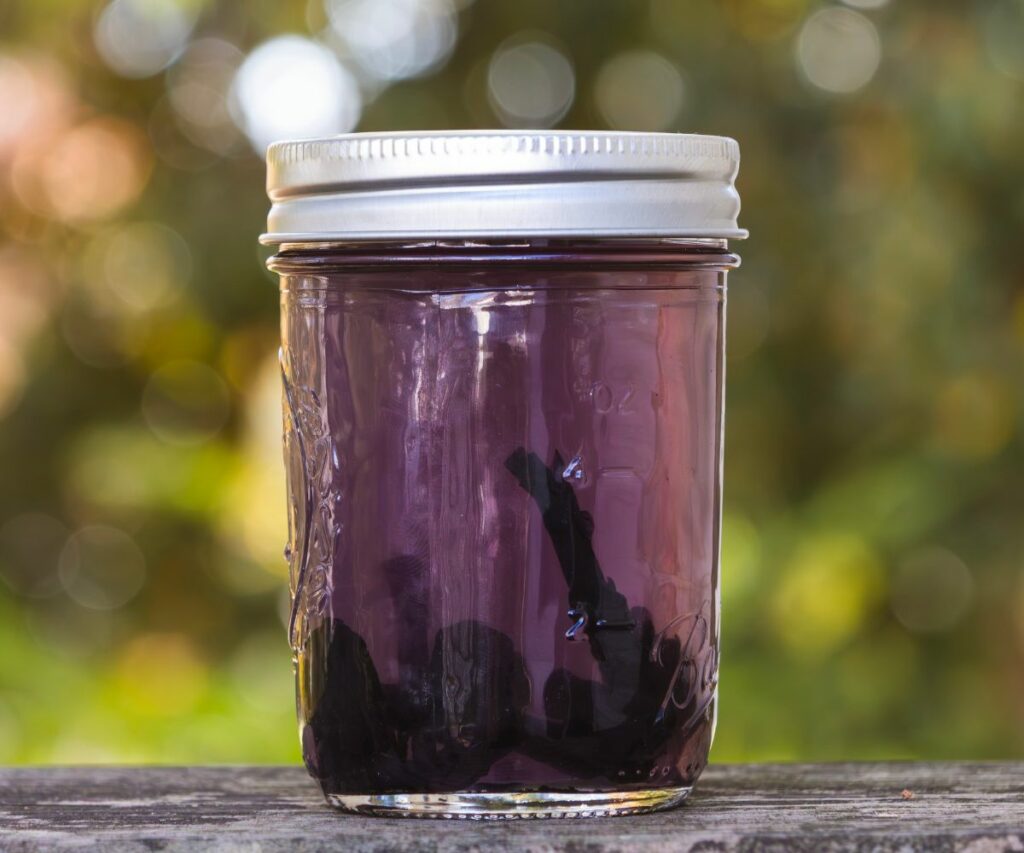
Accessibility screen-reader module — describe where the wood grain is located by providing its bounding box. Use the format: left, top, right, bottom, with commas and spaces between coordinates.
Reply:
1, 763, 1022, 851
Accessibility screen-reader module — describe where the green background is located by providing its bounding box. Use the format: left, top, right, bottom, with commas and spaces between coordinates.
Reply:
0, 0, 1022, 765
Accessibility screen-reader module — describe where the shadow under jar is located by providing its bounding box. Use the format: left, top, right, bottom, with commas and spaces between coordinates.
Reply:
262, 132, 746, 819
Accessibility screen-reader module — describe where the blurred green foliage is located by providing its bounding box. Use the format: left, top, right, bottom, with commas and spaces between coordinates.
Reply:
0, 0, 1022, 765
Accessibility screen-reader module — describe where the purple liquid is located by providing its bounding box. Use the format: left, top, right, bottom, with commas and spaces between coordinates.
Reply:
275, 242, 731, 798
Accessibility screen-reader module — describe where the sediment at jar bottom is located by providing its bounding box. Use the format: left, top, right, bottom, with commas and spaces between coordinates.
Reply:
297, 617, 714, 798
293, 448, 716, 800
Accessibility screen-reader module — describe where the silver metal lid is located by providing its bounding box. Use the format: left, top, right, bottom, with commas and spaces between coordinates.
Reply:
262, 130, 746, 244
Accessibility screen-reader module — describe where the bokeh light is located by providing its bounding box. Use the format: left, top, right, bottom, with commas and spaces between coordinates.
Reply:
14, 117, 152, 223
0, 52, 74, 159
94, 0, 195, 79
0, 514, 68, 599
230, 35, 362, 153
24, 595, 117, 661
797, 8, 881, 94
66, 425, 234, 515
60, 304, 136, 369
890, 548, 973, 634
167, 39, 245, 155
324, 0, 457, 85
229, 633, 295, 712
594, 50, 686, 131
0, 246, 55, 417
932, 374, 1015, 460
716, 0, 811, 44
983, 0, 1024, 81
113, 633, 208, 716
0, 340, 25, 419
773, 533, 883, 658
720, 511, 762, 602
0, 56, 35, 153
58, 526, 147, 610
0, 54, 73, 160
487, 37, 575, 128
0, 246, 54, 342
81, 222, 191, 315
218, 352, 287, 574
141, 360, 231, 446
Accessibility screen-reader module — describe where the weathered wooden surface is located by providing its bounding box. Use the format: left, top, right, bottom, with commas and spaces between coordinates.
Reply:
1, 763, 1022, 852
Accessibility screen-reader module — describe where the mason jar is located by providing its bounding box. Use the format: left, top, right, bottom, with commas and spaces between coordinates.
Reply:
262, 131, 745, 819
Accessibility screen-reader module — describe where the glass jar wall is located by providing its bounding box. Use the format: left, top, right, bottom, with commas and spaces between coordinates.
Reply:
271, 239, 736, 818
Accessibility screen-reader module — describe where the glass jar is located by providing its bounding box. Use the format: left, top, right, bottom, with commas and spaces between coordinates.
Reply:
263, 132, 745, 819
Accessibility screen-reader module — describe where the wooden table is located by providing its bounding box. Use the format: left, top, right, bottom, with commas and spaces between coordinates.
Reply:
1, 763, 1021, 851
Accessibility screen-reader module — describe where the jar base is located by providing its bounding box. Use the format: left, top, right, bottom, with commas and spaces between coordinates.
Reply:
324, 786, 692, 819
